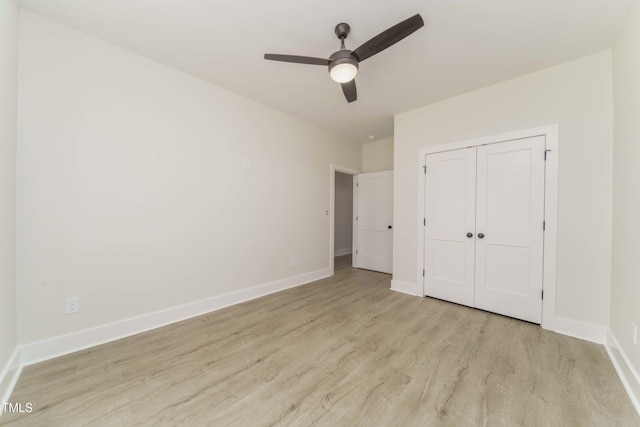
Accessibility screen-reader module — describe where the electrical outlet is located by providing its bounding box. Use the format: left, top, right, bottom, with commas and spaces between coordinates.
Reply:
290, 257, 296, 267
632, 323, 637, 346
65, 297, 79, 314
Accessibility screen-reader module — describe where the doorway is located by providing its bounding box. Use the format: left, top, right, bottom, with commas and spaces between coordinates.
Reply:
335, 171, 354, 266
329, 164, 358, 274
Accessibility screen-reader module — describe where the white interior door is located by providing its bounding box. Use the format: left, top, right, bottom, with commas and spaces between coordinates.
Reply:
424, 148, 477, 307
474, 136, 546, 323
354, 171, 393, 274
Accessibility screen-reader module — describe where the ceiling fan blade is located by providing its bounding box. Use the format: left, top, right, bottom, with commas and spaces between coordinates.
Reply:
264, 54, 330, 66
352, 14, 424, 62
341, 80, 357, 103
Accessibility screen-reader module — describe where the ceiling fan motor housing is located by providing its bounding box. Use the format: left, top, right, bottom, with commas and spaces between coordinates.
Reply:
329, 50, 359, 69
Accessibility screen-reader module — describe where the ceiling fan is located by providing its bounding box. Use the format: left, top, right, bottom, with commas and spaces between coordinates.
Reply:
264, 14, 424, 103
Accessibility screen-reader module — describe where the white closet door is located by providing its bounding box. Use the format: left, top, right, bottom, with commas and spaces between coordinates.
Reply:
424, 148, 476, 307
474, 136, 546, 323
355, 171, 393, 274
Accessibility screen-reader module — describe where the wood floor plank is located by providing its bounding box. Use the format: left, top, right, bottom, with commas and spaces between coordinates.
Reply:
2, 255, 638, 426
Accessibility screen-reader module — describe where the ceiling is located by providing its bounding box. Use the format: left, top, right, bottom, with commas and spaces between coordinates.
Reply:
19, 0, 632, 141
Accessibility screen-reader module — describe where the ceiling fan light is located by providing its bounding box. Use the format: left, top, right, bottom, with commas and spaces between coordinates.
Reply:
329, 61, 358, 83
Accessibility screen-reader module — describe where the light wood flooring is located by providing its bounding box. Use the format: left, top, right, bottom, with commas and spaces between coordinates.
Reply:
2, 255, 638, 426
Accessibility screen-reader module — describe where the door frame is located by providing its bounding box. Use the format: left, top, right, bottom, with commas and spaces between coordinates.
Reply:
329, 164, 359, 275
417, 124, 559, 331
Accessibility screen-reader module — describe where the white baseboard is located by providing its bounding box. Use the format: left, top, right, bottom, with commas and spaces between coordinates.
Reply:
20, 267, 332, 366
553, 316, 607, 344
334, 247, 352, 257
0, 348, 22, 408
390, 279, 420, 297
605, 330, 640, 416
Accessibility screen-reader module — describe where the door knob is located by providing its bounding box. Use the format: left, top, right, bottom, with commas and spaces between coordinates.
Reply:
466, 232, 473, 238
478, 233, 485, 239
388, 225, 392, 229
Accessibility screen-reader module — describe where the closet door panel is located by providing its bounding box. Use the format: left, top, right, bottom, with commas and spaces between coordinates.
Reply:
424, 148, 476, 307
474, 136, 546, 323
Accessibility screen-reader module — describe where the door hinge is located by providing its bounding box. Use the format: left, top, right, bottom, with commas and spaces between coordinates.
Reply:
356, 216, 358, 221
422, 269, 425, 277
544, 149, 551, 161
541, 290, 544, 300
356, 249, 358, 255
543, 220, 546, 231
423, 218, 426, 226
356, 182, 359, 187
423, 165, 427, 174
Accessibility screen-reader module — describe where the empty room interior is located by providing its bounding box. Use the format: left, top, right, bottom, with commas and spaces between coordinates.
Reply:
1, 0, 640, 425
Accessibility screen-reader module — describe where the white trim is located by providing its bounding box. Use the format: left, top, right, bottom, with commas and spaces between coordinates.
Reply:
329, 164, 359, 274
541, 126, 559, 332
417, 124, 559, 331
0, 348, 22, 408
553, 316, 607, 344
20, 267, 331, 366
606, 330, 640, 415
334, 247, 352, 257
390, 279, 419, 296
352, 175, 359, 268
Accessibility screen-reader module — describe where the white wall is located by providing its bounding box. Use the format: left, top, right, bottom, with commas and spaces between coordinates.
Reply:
334, 172, 353, 255
17, 11, 362, 346
611, 0, 640, 396
0, 0, 19, 395
362, 138, 393, 173
395, 52, 613, 328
